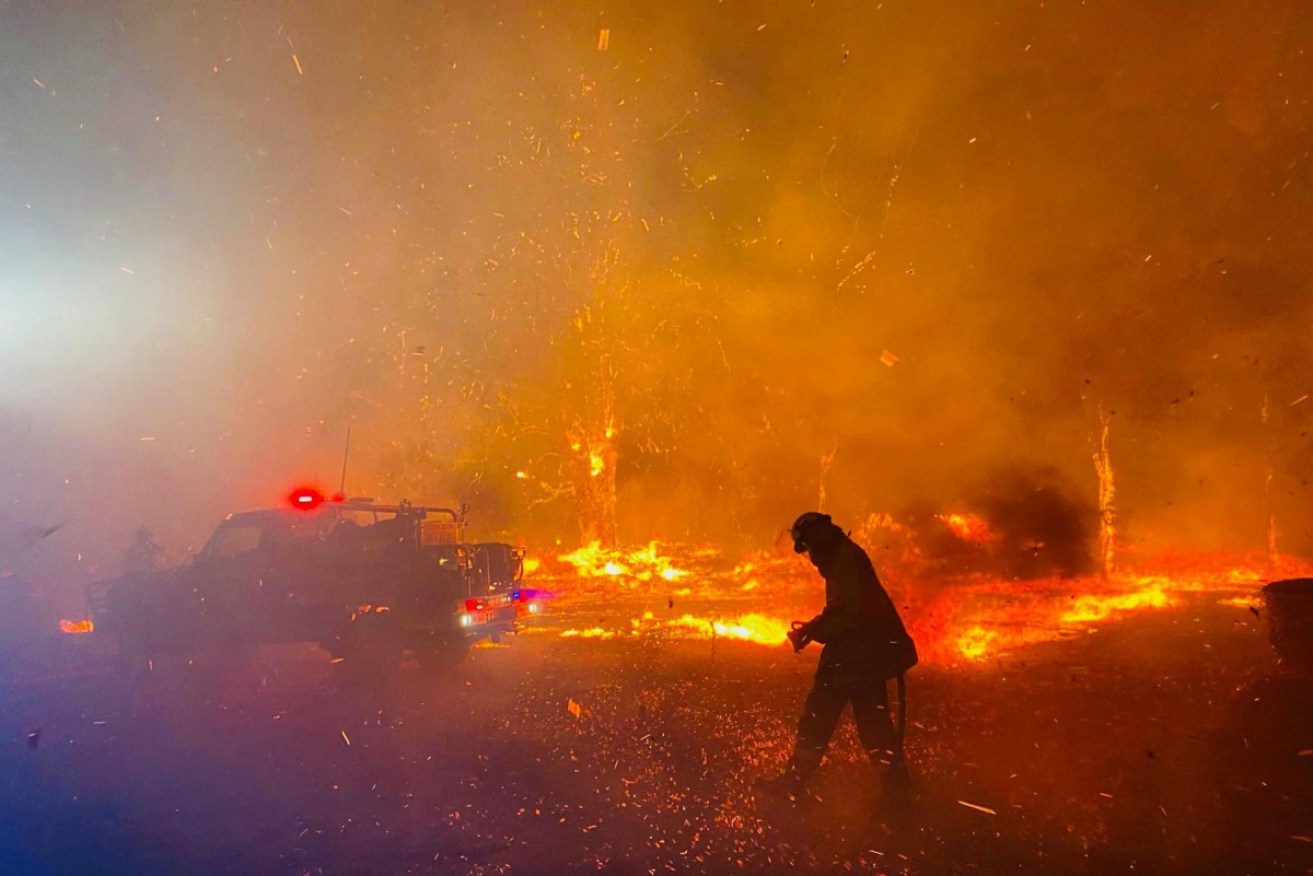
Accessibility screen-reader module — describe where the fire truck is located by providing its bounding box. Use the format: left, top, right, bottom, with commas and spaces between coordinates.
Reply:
87, 489, 543, 676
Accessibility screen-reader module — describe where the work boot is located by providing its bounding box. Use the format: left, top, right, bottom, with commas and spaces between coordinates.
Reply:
754, 769, 806, 803
871, 757, 914, 829
879, 760, 912, 804
754, 751, 819, 804
756, 746, 822, 803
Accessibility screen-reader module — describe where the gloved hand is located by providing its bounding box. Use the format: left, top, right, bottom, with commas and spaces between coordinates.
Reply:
787, 620, 815, 653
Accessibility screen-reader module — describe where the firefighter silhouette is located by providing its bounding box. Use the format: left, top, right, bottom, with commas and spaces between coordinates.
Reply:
123, 526, 165, 575
758, 512, 918, 806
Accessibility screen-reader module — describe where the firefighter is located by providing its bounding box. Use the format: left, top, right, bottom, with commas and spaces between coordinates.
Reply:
123, 526, 165, 575
757, 511, 918, 804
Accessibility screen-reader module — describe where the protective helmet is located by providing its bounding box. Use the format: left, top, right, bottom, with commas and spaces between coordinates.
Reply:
790, 511, 833, 553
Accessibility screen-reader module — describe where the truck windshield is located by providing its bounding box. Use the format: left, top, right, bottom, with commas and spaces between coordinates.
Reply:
204, 523, 263, 559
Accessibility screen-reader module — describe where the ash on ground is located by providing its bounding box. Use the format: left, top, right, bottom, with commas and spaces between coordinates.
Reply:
2, 592, 1307, 875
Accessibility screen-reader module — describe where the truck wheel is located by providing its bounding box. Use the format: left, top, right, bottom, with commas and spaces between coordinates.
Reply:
414, 638, 470, 671
330, 617, 404, 680
116, 629, 153, 681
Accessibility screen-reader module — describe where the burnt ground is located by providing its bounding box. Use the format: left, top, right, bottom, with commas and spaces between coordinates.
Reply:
1, 594, 1310, 876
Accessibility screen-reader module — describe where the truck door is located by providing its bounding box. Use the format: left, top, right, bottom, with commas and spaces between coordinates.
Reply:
192, 518, 278, 644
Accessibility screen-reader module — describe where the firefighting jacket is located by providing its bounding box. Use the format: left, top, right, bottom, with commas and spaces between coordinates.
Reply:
807, 537, 917, 677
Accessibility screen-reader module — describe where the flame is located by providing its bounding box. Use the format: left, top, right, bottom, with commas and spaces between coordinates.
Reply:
955, 625, 996, 660
59, 619, 94, 634
522, 556, 541, 576
560, 613, 790, 645
710, 614, 791, 645
589, 451, 605, 478
542, 538, 1313, 666
936, 512, 996, 544
1059, 581, 1172, 625
940, 579, 1178, 662
556, 540, 689, 584
661, 613, 791, 645
561, 626, 618, 639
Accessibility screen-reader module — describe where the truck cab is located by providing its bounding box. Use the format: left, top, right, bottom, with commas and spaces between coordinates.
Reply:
90, 492, 541, 674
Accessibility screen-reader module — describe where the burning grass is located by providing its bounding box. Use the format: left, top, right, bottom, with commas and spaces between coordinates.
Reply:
533, 540, 1313, 665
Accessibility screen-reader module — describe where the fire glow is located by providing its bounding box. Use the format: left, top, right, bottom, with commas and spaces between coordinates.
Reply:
937, 513, 997, 545
557, 541, 689, 583
543, 539, 1305, 664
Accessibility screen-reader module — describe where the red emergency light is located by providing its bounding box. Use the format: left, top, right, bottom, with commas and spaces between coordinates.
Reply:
288, 487, 326, 511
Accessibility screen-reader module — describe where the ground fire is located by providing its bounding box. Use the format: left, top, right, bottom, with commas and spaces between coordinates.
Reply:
543, 534, 1309, 664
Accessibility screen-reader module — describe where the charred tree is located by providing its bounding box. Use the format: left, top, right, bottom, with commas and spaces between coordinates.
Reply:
1091, 407, 1116, 580
567, 342, 619, 547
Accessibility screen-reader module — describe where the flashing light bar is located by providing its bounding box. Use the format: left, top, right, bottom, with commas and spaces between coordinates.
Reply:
288, 487, 325, 510
288, 487, 347, 511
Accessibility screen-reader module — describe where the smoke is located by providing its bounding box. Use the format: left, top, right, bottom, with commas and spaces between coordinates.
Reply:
895, 471, 1096, 580
2, 0, 1312, 572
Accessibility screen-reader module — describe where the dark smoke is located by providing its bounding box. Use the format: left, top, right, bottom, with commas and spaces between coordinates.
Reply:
904, 470, 1097, 580
973, 472, 1098, 580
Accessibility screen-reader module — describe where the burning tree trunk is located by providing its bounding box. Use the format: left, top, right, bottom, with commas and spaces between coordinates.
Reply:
1262, 394, 1278, 572
569, 348, 619, 546
573, 432, 618, 545
1091, 408, 1116, 579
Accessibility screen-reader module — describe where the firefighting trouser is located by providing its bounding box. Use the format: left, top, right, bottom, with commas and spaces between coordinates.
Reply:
787, 661, 897, 779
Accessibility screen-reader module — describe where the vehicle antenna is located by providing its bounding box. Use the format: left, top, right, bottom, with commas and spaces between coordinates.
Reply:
339, 425, 352, 496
